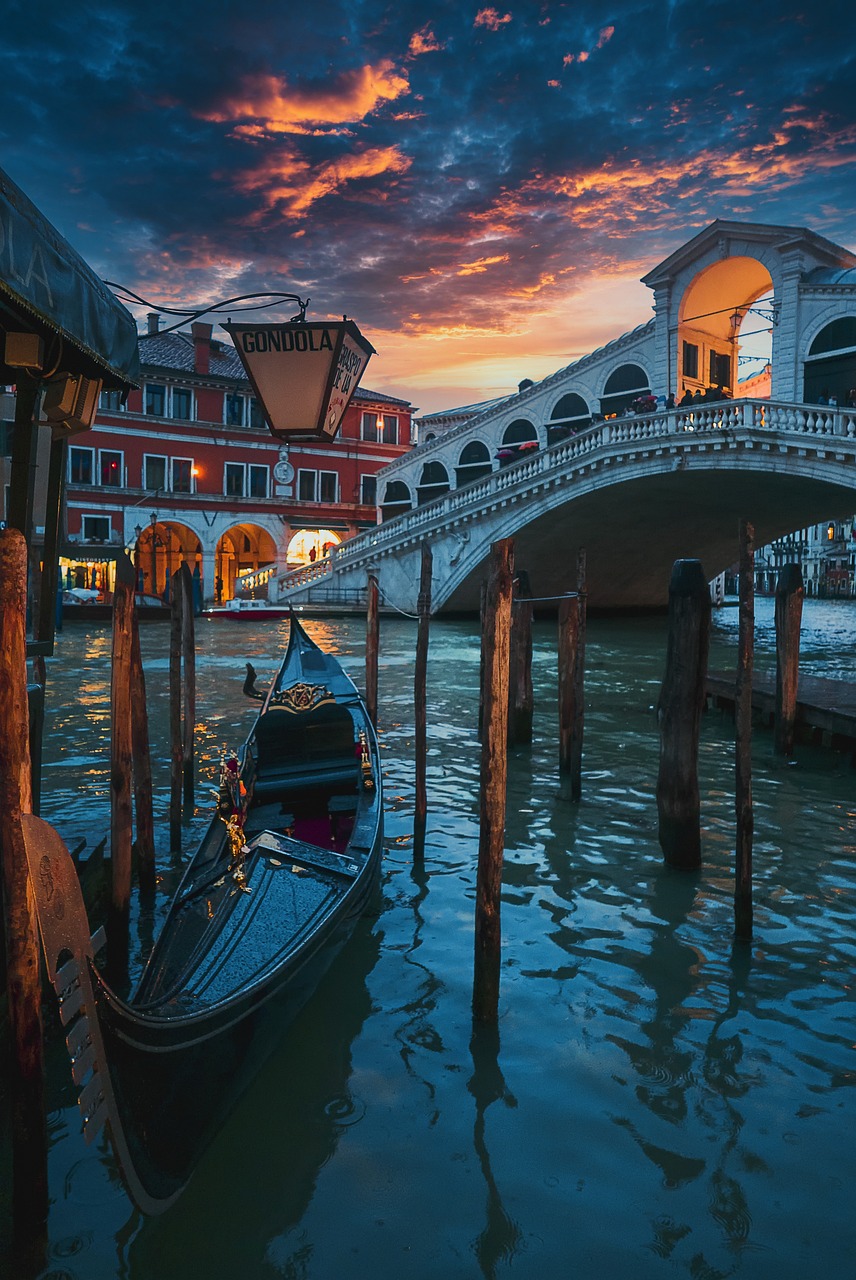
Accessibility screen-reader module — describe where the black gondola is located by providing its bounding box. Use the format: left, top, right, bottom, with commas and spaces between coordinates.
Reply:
22, 611, 383, 1214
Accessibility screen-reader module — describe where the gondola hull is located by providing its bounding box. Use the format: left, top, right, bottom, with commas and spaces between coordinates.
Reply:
23, 612, 383, 1213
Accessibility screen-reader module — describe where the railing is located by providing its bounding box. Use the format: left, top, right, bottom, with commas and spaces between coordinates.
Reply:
275, 399, 856, 593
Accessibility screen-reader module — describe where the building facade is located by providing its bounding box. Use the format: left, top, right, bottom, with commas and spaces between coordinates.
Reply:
61, 316, 413, 603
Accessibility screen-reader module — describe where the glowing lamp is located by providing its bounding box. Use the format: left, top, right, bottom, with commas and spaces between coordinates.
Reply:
223, 318, 375, 442
828, 523, 835, 541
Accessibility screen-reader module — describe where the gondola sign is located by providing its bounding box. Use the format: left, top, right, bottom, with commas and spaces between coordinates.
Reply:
223, 318, 376, 442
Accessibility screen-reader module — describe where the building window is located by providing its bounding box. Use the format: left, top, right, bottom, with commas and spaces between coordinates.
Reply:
249, 397, 265, 430
710, 350, 730, 387
82, 515, 111, 542
319, 471, 338, 503
173, 387, 193, 420
380, 414, 398, 444
171, 458, 193, 493
145, 383, 166, 416
143, 455, 167, 492
248, 464, 269, 498
225, 393, 245, 426
360, 474, 377, 505
297, 469, 338, 502
361, 412, 379, 442
682, 342, 699, 379
99, 389, 124, 412
224, 462, 245, 496
69, 446, 94, 484
99, 450, 123, 486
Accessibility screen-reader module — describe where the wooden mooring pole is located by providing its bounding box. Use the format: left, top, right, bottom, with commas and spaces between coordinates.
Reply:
508, 569, 534, 747
774, 562, 803, 758
108, 554, 136, 984
366, 572, 379, 727
735, 520, 755, 941
473, 537, 514, 1024
130, 601, 156, 895
180, 562, 196, 810
656, 559, 711, 869
414, 544, 433, 825
0, 527, 49, 1243
169, 566, 185, 852
558, 549, 587, 798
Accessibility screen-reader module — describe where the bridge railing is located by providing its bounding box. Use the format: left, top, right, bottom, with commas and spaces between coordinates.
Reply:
275, 399, 856, 593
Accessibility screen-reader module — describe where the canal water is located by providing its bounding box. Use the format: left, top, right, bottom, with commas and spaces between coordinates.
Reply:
2, 599, 854, 1279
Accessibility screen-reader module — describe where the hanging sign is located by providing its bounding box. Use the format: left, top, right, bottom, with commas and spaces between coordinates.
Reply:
222, 318, 376, 442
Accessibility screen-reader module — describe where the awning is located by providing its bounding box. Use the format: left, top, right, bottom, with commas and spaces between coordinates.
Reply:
0, 166, 140, 389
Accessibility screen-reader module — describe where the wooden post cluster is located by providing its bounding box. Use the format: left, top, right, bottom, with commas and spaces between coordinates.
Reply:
774, 563, 803, 757
130, 602, 156, 895
558, 548, 587, 798
366, 573, 379, 727
734, 520, 755, 940
473, 537, 514, 1024
0, 527, 48, 1240
656, 559, 711, 869
508, 569, 534, 746
169, 562, 197, 851
414, 544, 433, 825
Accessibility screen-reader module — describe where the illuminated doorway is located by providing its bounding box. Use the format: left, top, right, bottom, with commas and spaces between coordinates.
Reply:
286, 528, 343, 568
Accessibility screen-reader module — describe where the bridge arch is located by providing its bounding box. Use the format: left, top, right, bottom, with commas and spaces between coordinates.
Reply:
600, 363, 651, 416
802, 314, 856, 405
548, 392, 591, 443
456, 440, 492, 488
416, 460, 450, 505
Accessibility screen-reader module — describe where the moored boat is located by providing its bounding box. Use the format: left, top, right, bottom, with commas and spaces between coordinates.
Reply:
202, 598, 292, 621
23, 611, 383, 1213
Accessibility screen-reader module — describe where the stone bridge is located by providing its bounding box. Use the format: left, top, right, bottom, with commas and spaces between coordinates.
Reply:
272, 399, 856, 614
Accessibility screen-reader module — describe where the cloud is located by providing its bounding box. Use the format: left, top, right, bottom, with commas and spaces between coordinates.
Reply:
233, 145, 412, 218
474, 8, 512, 32
409, 26, 444, 56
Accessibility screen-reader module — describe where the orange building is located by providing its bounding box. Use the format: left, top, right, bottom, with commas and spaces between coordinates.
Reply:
62, 316, 413, 603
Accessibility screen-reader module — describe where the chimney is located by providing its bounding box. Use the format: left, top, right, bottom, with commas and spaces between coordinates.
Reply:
147, 312, 160, 335
518, 377, 534, 394
191, 321, 212, 375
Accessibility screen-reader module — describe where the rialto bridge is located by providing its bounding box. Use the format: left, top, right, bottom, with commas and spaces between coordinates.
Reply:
271, 219, 856, 614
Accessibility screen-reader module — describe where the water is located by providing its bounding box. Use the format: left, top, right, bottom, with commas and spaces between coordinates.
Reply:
2, 599, 855, 1279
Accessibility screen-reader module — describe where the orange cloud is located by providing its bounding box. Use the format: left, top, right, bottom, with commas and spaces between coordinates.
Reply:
563, 25, 615, 68
409, 26, 444, 56
200, 60, 409, 136
457, 253, 510, 275
475, 8, 512, 31
234, 145, 411, 218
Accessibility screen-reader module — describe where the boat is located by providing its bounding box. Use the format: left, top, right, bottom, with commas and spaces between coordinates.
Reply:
22, 611, 383, 1213
202, 598, 292, 621
61, 589, 171, 621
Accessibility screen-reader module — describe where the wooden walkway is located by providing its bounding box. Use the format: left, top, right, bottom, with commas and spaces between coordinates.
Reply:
706, 670, 856, 759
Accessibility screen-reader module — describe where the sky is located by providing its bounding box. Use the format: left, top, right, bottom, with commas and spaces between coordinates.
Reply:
2, 1, 855, 415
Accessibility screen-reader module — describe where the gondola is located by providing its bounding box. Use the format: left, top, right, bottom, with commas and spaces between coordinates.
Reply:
22, 611, 383, 1214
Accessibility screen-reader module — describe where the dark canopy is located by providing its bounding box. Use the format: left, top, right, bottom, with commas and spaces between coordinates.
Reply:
0, 166, 139, 388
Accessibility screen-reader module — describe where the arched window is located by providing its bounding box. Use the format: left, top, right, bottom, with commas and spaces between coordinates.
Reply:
600, 364, 651, 417
416, 461, 450, 506
497, 419, 539, 467
380, 480, 412, 522
548, 392, 591, 443
804, 317, 856, 405
456, 440, 492, 488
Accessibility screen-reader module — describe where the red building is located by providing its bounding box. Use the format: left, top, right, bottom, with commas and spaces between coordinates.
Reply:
62, 315, 413, 602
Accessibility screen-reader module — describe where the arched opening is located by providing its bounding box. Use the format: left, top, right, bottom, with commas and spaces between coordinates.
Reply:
678, 256, 774, 401
498, 419, 539, 467
381, 480, 413, 522
215, 523, 278, 601
132, 519, 201, 602
803, 316, 856, 406
416, 460, 451, 506
600, 365, 651, 417
455, 440, 492, 488
548, 392, 591, 444
286, 527, 343, 570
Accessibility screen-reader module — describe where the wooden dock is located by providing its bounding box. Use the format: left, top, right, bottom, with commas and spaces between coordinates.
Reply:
706, 670, 856, 761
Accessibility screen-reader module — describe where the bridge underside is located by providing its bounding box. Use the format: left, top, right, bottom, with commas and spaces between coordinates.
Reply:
442, 470, 856, 613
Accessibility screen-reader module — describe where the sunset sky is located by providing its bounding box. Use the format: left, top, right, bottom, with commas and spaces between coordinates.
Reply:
2, 1, 855, 414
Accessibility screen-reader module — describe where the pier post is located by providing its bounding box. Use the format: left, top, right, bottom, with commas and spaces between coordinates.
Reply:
366, 572, 379, 727
130, 605, 156, 895
473, 537, 514, 1023
508, 569, 534, 747
477, 578, 487, 742
735, 520, 755, 940
169, 567, 184, 852
571, 549, 587, 798
774, 563, 803, 757
0, 527, 48, 1247
656, 559, 711, 868
414, 543, 433, 825
108, 553, 135, 984
180, 562, 196, 810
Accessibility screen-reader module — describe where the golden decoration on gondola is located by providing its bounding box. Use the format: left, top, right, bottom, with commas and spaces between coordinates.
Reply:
271, 682, 335, 713
358, 728, 374, 790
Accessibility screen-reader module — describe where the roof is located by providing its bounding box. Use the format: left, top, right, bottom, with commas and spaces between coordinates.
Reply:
802, 266, 856, 287
417, 394, 511, 424
641, 219, 856, 288
137, 328, 410, 407
0, 166, 140, 388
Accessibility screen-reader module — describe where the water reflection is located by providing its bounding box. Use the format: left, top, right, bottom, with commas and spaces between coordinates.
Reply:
467, 1023, 522, 1278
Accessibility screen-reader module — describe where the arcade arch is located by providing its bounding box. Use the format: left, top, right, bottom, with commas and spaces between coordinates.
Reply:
215, 522, 277, 601
600, 364, 651, 417
286, 527, 343, 568
678, 256, 774, 399
549, 392, 591, 443
803, 316, 856, 405
133, 519, 201, 600
416, 460, 451, 506
381, 480, 413, 522
456, 440, 492, 488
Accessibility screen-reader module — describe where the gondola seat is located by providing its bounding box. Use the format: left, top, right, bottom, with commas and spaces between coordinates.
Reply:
251, 700, 359, 801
